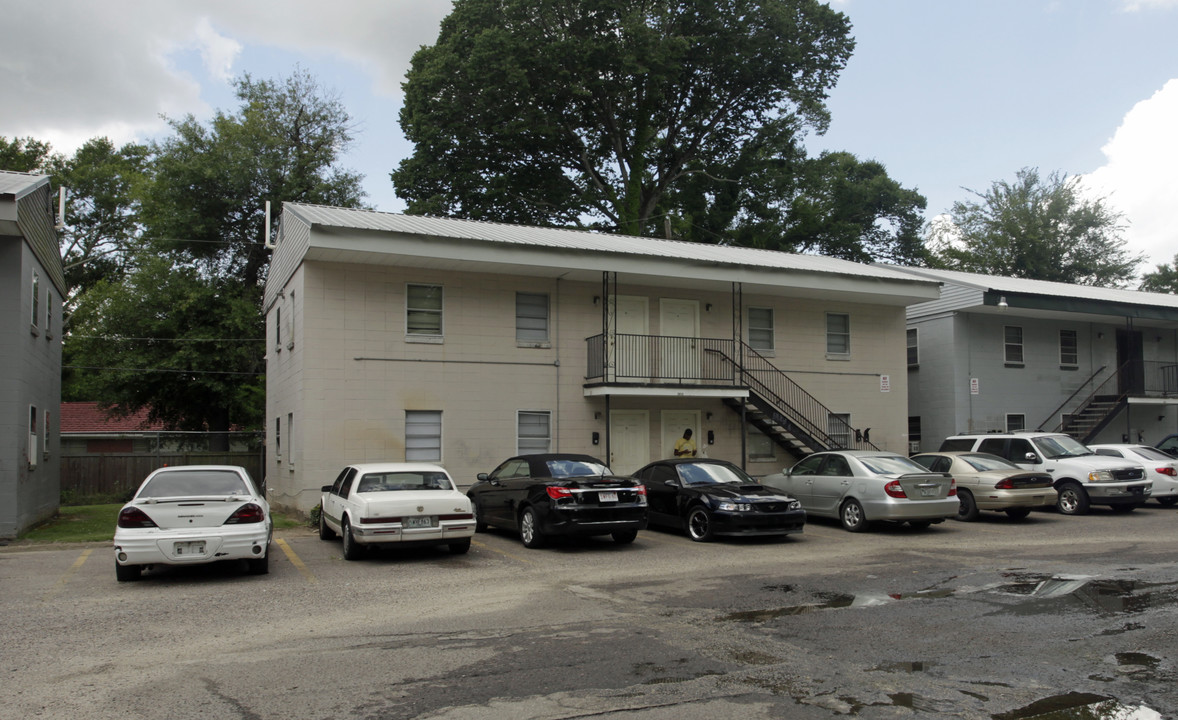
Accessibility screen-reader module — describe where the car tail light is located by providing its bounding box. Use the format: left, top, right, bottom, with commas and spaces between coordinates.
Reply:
1157, 467, 1177, 477
224, 503, 265, 524
546, 486, 573, 500
995, 478, 1014, 489
884, 481, 907, 498
948, 478, 957, 497
117, 506, 158, 528
633, 484, 646, 496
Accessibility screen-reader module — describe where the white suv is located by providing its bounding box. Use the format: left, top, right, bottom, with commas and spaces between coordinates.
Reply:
939, 432, 1150, 515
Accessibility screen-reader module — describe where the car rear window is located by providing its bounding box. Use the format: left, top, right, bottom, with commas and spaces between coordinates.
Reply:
860, 455, 934, 475
939, 438, 975, 452
139, 470, 250, 498
357, 472, 453, 492
961, 453, 1020, 471
545, 459, 610, 478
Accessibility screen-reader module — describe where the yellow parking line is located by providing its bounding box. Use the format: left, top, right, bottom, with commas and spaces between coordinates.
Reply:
42, 548, 93, 602
472, 538, 536, 565
275, 538, 317, 583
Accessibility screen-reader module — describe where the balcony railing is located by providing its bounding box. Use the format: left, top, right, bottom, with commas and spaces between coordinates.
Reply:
585, 333, 739, 384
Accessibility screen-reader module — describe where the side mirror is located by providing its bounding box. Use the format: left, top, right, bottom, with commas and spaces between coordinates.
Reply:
664, 479, 679, 487
320, 485, 332, 493
476, 473, 489, 482
1024, 453, 1039, 463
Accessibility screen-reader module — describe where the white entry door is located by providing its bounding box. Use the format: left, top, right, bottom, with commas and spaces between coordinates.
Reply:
610, 296, 650, 381
659, 299, 701, 381
661, 410, 702, 459
609, 410, 650, 475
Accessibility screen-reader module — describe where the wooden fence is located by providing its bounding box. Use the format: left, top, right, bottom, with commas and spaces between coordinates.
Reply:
60, 452, 265, 504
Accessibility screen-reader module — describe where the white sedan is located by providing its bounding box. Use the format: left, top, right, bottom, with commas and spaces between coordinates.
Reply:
113, 465, 273, 581
319, 463, 475, 560
1090, 444, 1178, 507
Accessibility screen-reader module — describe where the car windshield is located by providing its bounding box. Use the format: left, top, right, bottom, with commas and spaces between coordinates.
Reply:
545, 459, 611, 478
677, 462, 751, 486
859, 455, 932, 475
357, 472, 453, 492
960, 454, 1021, 471
138, 470, 250, 498
1035, 435, 1093, 459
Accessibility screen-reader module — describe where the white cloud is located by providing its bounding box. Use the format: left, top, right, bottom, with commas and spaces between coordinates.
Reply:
1084, 79, 1178, 270
194, 18, 242, 83
1121, 0, 1178, 11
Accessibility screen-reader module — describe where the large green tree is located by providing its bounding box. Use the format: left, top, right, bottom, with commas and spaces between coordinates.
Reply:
927, 168, 1143, 287
0, 136, 52, 172
394, 0, 928, 259
1140, 255, 1178, 294
66, 70, 366, 438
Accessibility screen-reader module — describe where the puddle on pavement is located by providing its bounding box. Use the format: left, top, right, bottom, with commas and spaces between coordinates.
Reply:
870, 660, 933, 673
991, 692, 1163, 719
723, 588, 954, 622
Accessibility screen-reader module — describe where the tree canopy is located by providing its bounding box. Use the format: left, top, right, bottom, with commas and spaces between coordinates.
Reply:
0, 136, 52, 172
927, 168, 1143, 287
1140, 255, 1178, 294
394, 0, 922, 260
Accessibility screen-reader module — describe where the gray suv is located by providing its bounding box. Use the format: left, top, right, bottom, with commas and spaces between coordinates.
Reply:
939, 432, 1150, 515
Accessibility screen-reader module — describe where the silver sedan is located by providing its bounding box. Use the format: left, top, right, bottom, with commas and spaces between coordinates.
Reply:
759, 450, 958, 532
910, 451, 1056, 520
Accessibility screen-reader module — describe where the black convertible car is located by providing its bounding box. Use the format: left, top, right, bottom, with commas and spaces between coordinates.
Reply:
633, 458, 805, 542
467, 453, 648, 548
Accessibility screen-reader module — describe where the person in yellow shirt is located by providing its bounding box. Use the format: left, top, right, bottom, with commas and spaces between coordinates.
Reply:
674, 428, 697, 457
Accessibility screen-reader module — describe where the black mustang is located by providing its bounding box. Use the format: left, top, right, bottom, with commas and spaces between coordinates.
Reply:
467, 453, 648, 548
633, 458, 806, 542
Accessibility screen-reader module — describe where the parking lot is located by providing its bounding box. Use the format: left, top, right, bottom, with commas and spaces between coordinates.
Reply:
3, 505, 1177, 719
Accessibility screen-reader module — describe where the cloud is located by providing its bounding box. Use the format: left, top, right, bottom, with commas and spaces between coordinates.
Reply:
1083, 79, 1178, 270
1121, 0, 1178, 10
194, 18, 242, 83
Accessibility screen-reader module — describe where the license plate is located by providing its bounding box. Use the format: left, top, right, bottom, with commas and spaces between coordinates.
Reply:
919, 487, 938, 497
174, 541, 205, 556
598, 491, 618, 503
404, 516, 435, 528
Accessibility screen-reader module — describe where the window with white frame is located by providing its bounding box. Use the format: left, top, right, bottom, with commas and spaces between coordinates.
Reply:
275, 305, 282, 347
516, 293, 549, 344
828, 412, 851, 448
1059, 329, 1078, 366
406, 410, 442, 461
407, 284, 443, 336
1006, 413, 1026, 432
275, 417, 282, 458
906, 328, 919, 367
748, 428, 774, 460
46, 290, 53, 336
43, 409, 50, 457
1004, 325, 1024, 364
517, 411, 552, 454
31, 271, 40, 328
826, 313, 850, 355
28, 405, 38, 468
287, 412, 294, 467
748, 307, 774, 351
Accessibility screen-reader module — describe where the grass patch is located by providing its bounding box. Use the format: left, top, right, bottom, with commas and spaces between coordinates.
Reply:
17, 504, 306, 544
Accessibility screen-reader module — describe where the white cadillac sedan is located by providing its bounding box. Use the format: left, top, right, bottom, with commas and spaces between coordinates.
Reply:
319, 463, 475, 560
113, 465, 273, 581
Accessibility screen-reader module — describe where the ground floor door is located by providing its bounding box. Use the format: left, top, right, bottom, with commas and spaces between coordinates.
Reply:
609, 410, 650, 475
661, 410, 701, 459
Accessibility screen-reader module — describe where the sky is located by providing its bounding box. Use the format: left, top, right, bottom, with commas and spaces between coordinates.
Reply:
3, 0, 1177, 274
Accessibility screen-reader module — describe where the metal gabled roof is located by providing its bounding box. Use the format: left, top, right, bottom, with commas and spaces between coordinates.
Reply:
894, 266, 1178, 309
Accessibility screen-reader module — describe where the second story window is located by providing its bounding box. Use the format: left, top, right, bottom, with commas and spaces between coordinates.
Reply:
826, 313, 850, 356
516, 292, 549, 344
907, 328, 919, 367
1059, 329, 1078, 367
748, 307, 774, 351
407, 284, 443, 337
1004, 325, 1024, 365
31, 270, 40, 328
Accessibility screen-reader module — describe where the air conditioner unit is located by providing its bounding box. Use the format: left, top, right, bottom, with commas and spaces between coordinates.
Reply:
908, 441, 920, 454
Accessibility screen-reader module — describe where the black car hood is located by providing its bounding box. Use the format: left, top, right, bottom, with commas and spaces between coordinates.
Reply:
700, 484, 791, 501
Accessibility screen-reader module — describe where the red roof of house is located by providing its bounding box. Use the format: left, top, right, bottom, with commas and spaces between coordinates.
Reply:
59, 402, 167, 434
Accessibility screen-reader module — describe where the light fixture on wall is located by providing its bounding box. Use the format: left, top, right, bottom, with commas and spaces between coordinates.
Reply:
705, 303, 713, 312
593, 296, 600, 306
997, 296, 1008, 309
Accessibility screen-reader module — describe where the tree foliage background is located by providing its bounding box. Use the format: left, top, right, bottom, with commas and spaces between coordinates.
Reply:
394, 0, 928, 264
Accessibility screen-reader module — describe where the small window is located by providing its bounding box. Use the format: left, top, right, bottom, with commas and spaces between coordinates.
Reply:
826, 313, 850, 355
287, 413, 294, 466
28, 405, 38, 468
406, 410, 442, 461
827, 412, 851, 448
276, 306, 282, 347
517, 411, 551, 454
1059, 329, 1078, 366
748, 307, 774, 351
31, 271, 40, 328
43, 409, 50, 456
1006, 414, 1026, 432
407, 284, 443, 336
908, 416, 921, 453
1004, 326, 1024, 364
906, 328, 918, 367
46, 290, 53, 336
516, 293, 549, 343
275, 417, 282, 458
748, 429, 774, 460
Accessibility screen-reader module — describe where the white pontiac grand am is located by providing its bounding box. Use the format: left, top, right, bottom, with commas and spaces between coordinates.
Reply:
319, 463, 475, 560
114, 465, 273, 581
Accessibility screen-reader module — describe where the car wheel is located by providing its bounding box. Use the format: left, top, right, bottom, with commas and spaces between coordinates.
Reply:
319, 509, 336, 540
342, 517, 363, 560
247, 549, 270, 575
1056, 483, 1090, 515
115, 561, 141, 582
1005, 507, 1032, 520
449, 538, 471, 554
840, 499, 868, 532
908, 520, 932, 530
519, 507, 545, 549
612, 529, 638, 544
955, 490, 979, 522
1158, 497, 1178, 507
685, 506, 715, 542
470, 498, 487, 532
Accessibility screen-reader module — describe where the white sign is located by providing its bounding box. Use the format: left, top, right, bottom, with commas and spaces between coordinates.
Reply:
880, 375, 890, 393
970, 378, 980, 395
